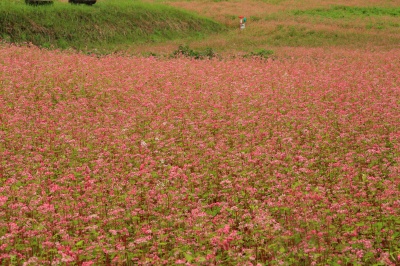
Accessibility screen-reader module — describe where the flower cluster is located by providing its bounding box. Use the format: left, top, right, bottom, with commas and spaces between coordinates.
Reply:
0, 45, 399, 265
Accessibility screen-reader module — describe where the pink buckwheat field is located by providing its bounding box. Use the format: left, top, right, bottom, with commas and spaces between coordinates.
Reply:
0, 45, 399, 265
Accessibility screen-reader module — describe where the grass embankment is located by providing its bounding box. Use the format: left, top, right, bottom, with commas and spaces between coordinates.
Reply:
137, 1, 400, 55
219, 5, 400, 51
1, 1, 398, 55
0, 0, 225, 52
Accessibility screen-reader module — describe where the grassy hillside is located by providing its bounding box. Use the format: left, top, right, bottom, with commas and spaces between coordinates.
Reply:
0, 0, 399, 55
0, 0, 225, 52
135, 0, 400, 55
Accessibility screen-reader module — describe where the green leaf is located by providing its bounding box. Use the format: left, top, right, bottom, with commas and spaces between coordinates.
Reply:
184, 253, 194, 262
364, 251, 374, 259
75, 240, 84, 247
294, 233, 302, 244
391, 232, 400, 239
362, 173, 367, 182
374, 222, 384, 231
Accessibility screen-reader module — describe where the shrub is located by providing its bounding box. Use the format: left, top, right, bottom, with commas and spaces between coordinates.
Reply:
171, 45, 217, 59
243, 48, 274, 59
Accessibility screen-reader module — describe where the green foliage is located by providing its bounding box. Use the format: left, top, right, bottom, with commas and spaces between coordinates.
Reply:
293, 6, 400, 18
0, 0, 225, 52
25, 0, 54, 6
171, 45, 217, 59
243, 48, 274, 59
249, 15, 261, 22
255, 5, 400, 48
253, 24, 398, 47
267, 25, 342, 46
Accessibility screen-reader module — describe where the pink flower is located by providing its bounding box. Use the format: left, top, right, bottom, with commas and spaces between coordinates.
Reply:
1, 44, 399, 265
0, 196, 7, 206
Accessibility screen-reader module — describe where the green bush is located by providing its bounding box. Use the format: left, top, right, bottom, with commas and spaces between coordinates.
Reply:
171, 45, 217, 59
243, 49, 274, 59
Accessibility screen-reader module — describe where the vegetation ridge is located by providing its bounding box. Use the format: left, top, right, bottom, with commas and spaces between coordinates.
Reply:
0, 1, 225, 52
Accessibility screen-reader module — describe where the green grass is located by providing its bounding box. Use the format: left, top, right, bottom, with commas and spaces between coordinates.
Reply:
263, 24, 395, 47
1, 1, 399, 54
219, 21, 399, 52
293, 6, 400, 19
288, 6, 400, 35
0, 0, 225, 52
243, 5, 400, 49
